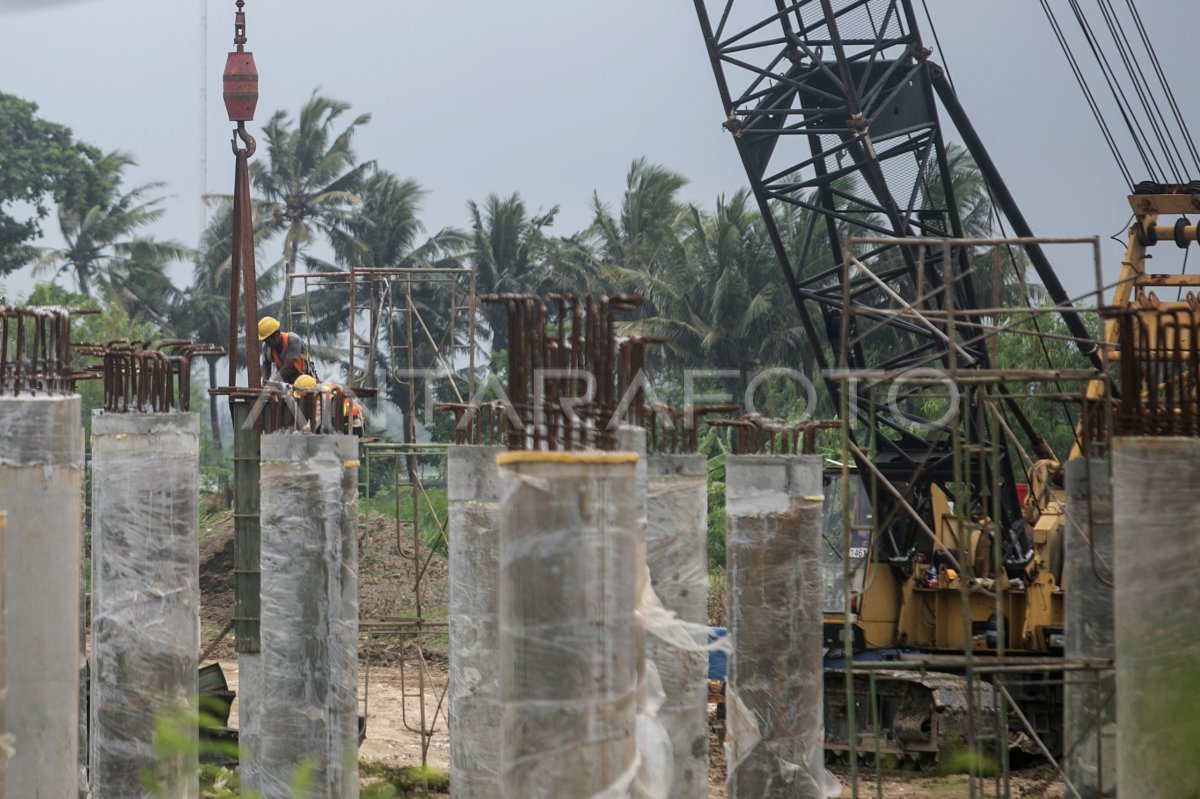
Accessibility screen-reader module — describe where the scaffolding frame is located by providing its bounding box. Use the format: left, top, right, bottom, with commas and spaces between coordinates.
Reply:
828, 236, 1117, 798
288, 265, 475, 766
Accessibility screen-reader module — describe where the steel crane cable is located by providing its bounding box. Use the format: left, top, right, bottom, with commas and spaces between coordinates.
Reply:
919, 0, 1084, 447
1036, 0, 1134, 187
1123, 0, 1200, 174
1092, 0, 1186, 182
1064, 0, 1166, 182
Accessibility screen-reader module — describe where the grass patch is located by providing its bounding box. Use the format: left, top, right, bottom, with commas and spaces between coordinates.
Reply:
361, 486, 449, 557
360, 761, 450, 796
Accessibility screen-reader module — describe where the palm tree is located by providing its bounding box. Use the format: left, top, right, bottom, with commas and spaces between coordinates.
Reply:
251, 92, 374, 323
34, 150, 186, 325
623, 190, 805, 394
468, 192, 557, 351
590, 158, 689, 282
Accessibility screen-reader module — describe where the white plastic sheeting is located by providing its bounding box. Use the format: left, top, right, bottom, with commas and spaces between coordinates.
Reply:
725, 455, 841, 799
497, 453, 660, 798
0, 394, 84, 799
646, 454, 710, 799
90, 412, 201, 799
0, 512, 9, 776
258, 433, 360, 799
1113, 437, 1200, 799
1063, 457, 1115, 799
448, 445, 506, 798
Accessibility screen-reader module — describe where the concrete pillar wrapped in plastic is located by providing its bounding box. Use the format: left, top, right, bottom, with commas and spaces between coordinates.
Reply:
90, 412, 201, 798
0, 395, 84, 798
725, 455, 840, 799
647, 454, 710, 799
1063, 457, 1114, 798
448, 444, 506, 797
0, 512, 8, 779
258, 434, 360, 799
497, 451, 647, 798
1113, 437, 1200, 798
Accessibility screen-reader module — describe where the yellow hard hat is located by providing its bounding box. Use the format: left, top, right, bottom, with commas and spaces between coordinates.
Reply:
257, 316, 280, 341
293, 374, 317, 390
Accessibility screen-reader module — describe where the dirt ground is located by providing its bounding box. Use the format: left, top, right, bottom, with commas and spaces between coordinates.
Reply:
199, 509, 1062, 798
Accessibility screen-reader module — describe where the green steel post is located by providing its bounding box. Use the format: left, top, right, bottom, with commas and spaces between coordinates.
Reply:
231, 400, 261, 653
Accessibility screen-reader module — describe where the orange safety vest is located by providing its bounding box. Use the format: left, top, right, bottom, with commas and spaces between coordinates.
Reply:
269, 332, 307, 377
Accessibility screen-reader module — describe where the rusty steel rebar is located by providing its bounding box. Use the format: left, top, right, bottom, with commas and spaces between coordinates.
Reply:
1106, 303, 1200, 436
0, 306, 79, 395
479, 292, 654, 451
76, 339, 226, 413
709, 415, 842, 456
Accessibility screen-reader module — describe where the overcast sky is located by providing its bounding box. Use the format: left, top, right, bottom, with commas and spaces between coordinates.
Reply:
1, 0, 1196, 302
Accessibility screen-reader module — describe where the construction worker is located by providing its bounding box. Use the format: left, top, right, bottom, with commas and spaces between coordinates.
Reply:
293, 374, 318, 394
316, 380, 366, 436
257, 316, 314, 385
292, 374, 319, 432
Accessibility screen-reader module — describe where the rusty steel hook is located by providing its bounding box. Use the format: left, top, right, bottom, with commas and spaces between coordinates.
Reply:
232, 123, 257, 157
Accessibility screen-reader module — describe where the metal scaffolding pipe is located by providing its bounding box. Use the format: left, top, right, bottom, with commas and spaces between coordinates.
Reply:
0, 395, 84, 799
90, 412, 201, 799
497, 451, 644, 797
258, 433, 359, 799
1063, 457, 1115, 798
725, 455, 838, 799
647, 454, 709, 799
448, 445, 506, 798
1113, 437, 1200, 798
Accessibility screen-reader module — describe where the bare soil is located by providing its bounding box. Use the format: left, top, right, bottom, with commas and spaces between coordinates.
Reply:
199, 509, 449, 666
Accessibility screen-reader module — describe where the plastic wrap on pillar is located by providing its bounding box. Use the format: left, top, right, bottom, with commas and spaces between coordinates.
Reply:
1113, 437, 1200, 799
259, 433, 360, 799
497, 452, 645, 798
0, 395, 84, 799
1063, 457, 1115, 799
0, 512, 8, 779
238, 653, 263, 792
91, 412, 201, 799
647, 454, 709, 799
725, 455, 840, 799
448, 445, 506, 798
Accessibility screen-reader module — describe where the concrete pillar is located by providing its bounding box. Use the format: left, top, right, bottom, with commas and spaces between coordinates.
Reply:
646, 454, 710, 799
448, 445, 505, 798
0, 395, 84, 798
258, 433, 359, 799
1063, 457, 1115, 799
90, 413, 201, 798
725, 455, 835, 799
497, 452, 644, 798
0, 512, 7, 783
1113, 437, 1200, 798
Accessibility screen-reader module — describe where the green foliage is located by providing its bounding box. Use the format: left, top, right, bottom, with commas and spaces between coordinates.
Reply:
360, 761, 450, 795
935, 742, 998, 778
199, 765, 240, 799
360, 485, 450, 558
0, 92, 112, 274
706, 453, 727, 572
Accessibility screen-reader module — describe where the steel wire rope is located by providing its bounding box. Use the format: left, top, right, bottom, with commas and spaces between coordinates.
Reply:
1123, 0, 1200, 173
1037, 0, 1134, 186
922, 0, 1085, 451
1064, 0, 1165, 182
1092, 0, 1185, 182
